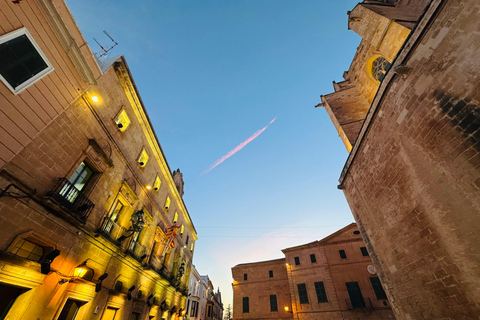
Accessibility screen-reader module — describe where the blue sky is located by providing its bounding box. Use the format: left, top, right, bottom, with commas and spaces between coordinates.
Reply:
66, 0, 361, 310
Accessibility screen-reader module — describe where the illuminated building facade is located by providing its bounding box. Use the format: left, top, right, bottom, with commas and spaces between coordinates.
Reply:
319, 0, 480, 318
0, 0, 197, 319
232, 224, 394, 320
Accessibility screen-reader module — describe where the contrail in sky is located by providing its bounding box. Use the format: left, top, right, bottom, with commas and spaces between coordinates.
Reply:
201, 117, 277, 175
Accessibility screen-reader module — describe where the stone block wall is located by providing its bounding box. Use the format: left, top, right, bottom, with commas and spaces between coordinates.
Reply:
341, 0, 480, 318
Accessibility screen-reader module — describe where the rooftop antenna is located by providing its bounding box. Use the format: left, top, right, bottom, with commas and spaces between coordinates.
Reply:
93, 30, 118, 59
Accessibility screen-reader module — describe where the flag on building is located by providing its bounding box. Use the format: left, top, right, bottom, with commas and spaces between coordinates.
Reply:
166, 225, 180, 248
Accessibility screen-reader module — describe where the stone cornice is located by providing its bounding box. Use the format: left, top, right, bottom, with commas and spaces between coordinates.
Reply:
35, 0, 100, 84
114, 59, 197, 239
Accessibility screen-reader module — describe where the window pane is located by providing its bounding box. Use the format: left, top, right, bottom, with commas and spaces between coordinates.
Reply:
294, 257, 300, 265
69, 162, 94, 191
110, 201, 124, 222
346, 282, 366, 308
11, 239, 43, 261
310, 254, 316, 263
360, 247, 369, 257
370, 277, 387, 300
242, 297, 249, 313
0, 34, 48, 89
314, 282, 328, 303
297, 283, 309, 304
339, 250, 347, 259
270, 295, 278, 312
269, 270, 273, 278
372, 56, 391, 81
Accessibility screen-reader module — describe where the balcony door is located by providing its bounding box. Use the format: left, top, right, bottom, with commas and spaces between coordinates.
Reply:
60, 162, 94, 203
345, 282, 366, 309
69, 162, 94, 191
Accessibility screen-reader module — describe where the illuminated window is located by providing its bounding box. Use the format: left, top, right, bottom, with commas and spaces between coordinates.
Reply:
115, 109, 131, 132
67, 162, 94, 192
0, 28, 54, 94
180, 225, 184, 235
173, 212, 178, 223
190, 243, 194, 251
165, 196, 171, 209
371, 56, 390, 81
153, 176, 161, 191
10, 239, 44, 261
138, 149, 149, 167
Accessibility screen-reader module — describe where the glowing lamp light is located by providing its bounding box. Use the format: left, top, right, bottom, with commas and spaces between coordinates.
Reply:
146, 185, 152, 190
74, 262, 88, 278
284, 306, 289, 312
182, 311, 186, 315
91, 96, 99, 102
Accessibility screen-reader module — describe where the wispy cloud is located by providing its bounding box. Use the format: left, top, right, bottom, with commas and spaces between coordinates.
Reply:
201, 117, 277, 175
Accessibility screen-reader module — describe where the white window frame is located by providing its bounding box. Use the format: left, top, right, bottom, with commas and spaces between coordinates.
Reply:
0, 27, 54, 95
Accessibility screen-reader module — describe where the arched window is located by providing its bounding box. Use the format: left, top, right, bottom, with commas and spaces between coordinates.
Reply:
371, 56, 390, 81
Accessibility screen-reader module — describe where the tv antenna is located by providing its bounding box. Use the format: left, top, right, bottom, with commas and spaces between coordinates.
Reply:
93, 30, 118, 59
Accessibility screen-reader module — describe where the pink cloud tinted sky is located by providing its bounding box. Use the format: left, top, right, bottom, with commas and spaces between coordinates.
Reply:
201, 117, 277, 175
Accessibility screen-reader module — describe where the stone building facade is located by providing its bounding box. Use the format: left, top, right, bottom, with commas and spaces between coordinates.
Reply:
185, 266, 203, 320
232, 258, 292, 320
0, 0, 197, 319
319, 0, 480, 318
201, 275, 223, 320
232, 224, 394, 320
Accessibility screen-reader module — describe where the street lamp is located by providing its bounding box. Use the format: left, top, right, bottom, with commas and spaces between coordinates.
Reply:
117, 210, 145, 242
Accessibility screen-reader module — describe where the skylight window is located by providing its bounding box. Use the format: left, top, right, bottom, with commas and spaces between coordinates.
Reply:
0, 28, 54, 94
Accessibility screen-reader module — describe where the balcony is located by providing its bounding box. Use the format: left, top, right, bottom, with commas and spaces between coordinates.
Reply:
101, 218, 126, 243
127, 240, 146, 262
47, 178, 94, 222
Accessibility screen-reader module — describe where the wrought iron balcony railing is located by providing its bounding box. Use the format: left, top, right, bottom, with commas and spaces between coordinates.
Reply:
127, 240, 146, 262
101, 218, 126, 242
47, 178, 94, 222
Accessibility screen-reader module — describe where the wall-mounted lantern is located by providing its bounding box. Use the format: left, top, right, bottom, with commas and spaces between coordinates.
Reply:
117, 210, 145, 242
59, 260, 94, 284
